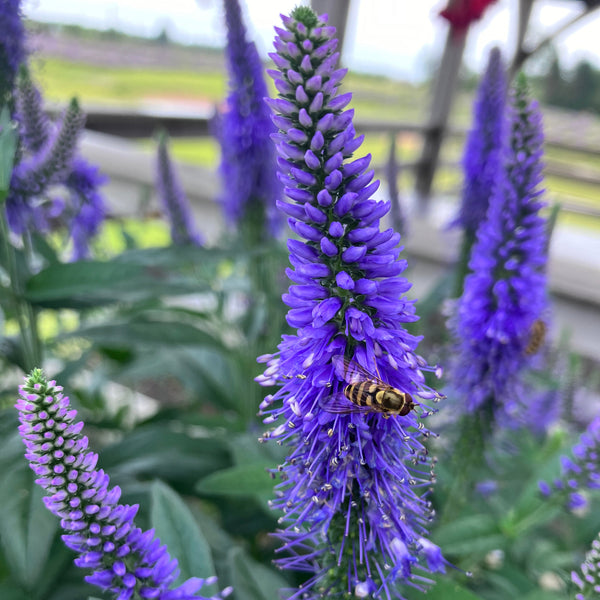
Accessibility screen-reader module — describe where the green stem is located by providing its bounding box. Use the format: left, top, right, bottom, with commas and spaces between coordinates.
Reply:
22, 232, 42, 364
0, 209, 41, 370
509, 502, 560, 538
439, 403, 494, 525
453, 229, 476, 298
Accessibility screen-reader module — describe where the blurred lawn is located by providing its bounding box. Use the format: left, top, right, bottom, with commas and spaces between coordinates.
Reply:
31, 57, 227, 105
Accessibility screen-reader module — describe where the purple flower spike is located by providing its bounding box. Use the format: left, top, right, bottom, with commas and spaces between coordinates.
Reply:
456, 47, 507, 235
16, 369, 231, 600
258, 7, 446, 598
571, 533, 600, 600
0, 0, 26, 101
539, 416, 600, 511
449, 75, 550, 424
216, 0, 281, 237
155, 133, 202, 246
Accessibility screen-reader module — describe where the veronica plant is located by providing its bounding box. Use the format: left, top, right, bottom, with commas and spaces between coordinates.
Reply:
539, 415, 600, 511
449, 74, 549, 425
16, 368, 231, 600
257, 8, 445, 598
13, 67, 106, 259
572, 533, 600, 600
155, 131, 202, 246
454, 47, 506, 293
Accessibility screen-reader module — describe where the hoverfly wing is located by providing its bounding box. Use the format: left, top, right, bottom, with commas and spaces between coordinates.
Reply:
318, 391, 373, 415
331, 354, 379, 385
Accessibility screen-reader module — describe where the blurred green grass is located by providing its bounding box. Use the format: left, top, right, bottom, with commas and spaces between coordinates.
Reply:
32, 57, 227, 105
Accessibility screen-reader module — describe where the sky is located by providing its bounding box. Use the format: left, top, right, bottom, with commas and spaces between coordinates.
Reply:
21, 0, 600, 82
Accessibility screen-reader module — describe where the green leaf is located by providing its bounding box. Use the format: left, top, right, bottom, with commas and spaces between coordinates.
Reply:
196, 462, 276, 497
112, 244, 231, 269
0, 107, 17, 196
0, 464, 60, 592
112, 345, 246, 411
405, 578, 484, 600
30, 233, 60, 266
150, 481, 217, 591
434, 514, 507, 557
227, 432, 286, 467
520, 591, 567, 600
0, 583, 30, 600
99, 425, 230, 487
227, 547, 288, 600
25, 259, 210, 308
434, 514, 498, 546
67, 319, 225, 349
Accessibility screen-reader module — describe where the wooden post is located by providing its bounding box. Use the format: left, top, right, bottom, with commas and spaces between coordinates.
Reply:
310, 0, 351, 58
414, 28, 466, 211
509, 0, 534, 80
386, 133, 405, 235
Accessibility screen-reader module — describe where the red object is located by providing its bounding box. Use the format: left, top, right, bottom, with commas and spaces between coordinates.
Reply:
439, 0, 497, 31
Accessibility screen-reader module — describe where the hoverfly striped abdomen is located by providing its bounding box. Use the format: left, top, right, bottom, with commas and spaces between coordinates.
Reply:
346, 381, 378, 407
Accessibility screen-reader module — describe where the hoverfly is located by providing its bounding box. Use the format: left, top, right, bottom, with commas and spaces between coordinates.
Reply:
525, 319, 547, 356
320, 354, 416, 418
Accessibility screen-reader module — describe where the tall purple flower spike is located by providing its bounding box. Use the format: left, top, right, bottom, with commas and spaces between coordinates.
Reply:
155, 132, 203, 246
16, 369, 232, 600
456, 47, 506, 236
449, 75, 549, 423
217, 0, 281, 237
257, 7, 446, 598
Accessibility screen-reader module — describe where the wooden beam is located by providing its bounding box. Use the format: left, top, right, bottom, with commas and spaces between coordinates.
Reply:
310, 0, 351, 59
